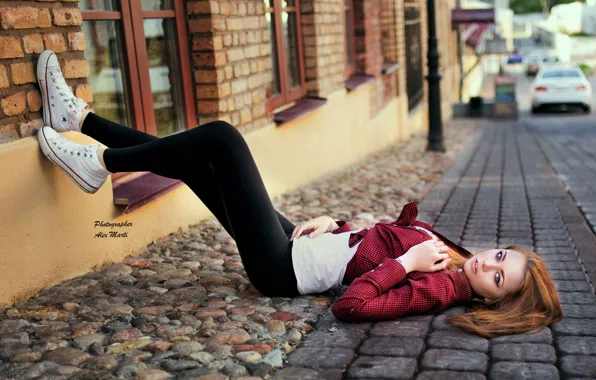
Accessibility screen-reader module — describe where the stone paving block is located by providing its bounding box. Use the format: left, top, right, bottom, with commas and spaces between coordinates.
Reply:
536, 247, 576, 254
552, 318, 596, 336
489, 362, 559, 380
286, 347, 355, 370
535, 241, 574, 248
560, 355, 596, 377
535, 233, 571, 240
462, 234, 498, 241
539, 254, 580, 262
490, 327, 552, 344
271, 367, 343, 380
547, 262, 583, 271
558, 292, 596, 304
347, 356, 417, 379
427, 331, 488, 352
498, 231, 533, 239
500, 219, 531, 226
431, 315, 467, 333
533, 223, 566, 230
315, 312, 371, 333
416, 370, 486, 380
465, 229, 498, 236
561, 303, 596, 318
556, 336, 596, 355
554, 280, 592, 292
548, 270, 587, 280
397, 315, 434, 323
302, 328, 365, 349
461, 240, 498, 248
534, 231, 570, 239
436, 215, 468, 225
358, 337, 424, 357
491, 343, 556, 363
370, 320, 430, 338
420, 349, 488, 372
499, 238, 534, 246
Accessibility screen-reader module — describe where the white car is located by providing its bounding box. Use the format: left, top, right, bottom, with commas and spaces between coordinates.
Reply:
531, 65, 592, 113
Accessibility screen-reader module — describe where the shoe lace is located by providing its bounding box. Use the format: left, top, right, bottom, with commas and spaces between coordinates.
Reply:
52, 139, 92, 158
49, 67, 83, 110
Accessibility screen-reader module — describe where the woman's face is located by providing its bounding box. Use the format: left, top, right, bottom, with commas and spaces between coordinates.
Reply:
463, 248, 527, 301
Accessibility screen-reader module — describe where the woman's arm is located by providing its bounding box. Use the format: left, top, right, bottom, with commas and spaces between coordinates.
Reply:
291, 216, 350, 240
331, 258, 463, 322
331, 241, 453, 321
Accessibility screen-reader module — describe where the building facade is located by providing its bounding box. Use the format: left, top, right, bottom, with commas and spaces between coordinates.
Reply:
0, 0, 461, 305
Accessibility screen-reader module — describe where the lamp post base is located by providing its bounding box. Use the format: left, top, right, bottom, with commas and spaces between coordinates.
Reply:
427, 139, 446, 152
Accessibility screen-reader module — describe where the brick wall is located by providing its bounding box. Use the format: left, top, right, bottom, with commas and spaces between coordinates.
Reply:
381, 0, 398, 64
188, 0, 271, 132
395, 0, 407, 97
419, 0, 429, 105
0, 1, 88, 144
301, 0, 345, 98
354, 0, 382, 77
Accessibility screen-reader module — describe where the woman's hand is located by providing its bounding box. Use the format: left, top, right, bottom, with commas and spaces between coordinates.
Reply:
290, 216, 338, 241
399, 238, 450, 273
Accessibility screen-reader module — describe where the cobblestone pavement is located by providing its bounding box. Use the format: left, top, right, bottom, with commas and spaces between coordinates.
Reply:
276, 119, 596, 380
0, 120, 480, 380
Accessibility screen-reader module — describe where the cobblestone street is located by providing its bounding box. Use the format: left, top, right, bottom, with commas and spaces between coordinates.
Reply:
277, 118, 596, 379
3, 115, 596, 379
0, 120, 479, 380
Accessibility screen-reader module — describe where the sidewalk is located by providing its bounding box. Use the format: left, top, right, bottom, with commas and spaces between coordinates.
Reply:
0, 120, 480, 380
276, 120, 596, 379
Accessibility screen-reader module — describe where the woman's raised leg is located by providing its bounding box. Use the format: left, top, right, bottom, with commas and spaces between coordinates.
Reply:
37, 120, 300, 297
36, 49, 294, 238
79, 112, 295, 238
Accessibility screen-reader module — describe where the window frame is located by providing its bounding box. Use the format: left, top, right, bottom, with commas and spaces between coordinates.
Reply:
266, 0, 307, 110
344, 0, 357, 78
81, 0, 197, 137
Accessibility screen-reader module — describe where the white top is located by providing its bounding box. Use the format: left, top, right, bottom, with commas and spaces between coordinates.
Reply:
414, 225, 434, 238
291, 229, 363, 295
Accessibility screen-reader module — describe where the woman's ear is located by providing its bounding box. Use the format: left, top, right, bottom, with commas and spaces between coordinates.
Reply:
484, 297, 500, 306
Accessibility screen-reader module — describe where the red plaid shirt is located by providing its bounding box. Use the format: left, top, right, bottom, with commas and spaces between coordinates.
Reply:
330, 202, 473, 322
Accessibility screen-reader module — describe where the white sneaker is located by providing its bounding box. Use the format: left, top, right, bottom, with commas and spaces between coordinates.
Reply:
38, 126, 110, 194
37, 50, 88, 133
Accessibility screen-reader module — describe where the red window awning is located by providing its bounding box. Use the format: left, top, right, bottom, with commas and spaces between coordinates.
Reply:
451, 9, 495, 25
465, 23, 489, 48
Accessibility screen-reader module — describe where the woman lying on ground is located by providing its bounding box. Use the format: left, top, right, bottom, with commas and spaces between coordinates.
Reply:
35, 49, 563, 339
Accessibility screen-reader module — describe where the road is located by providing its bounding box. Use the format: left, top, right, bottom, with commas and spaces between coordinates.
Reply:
278, 104, 596, 379
484, 38, 596, 115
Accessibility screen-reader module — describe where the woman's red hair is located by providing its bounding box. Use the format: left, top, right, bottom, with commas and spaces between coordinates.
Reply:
444, 244, 563, 338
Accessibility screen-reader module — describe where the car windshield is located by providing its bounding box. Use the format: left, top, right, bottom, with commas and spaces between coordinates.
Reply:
542, 69, 581, 78
543, 56, 560, 63
528, 57, 541, 63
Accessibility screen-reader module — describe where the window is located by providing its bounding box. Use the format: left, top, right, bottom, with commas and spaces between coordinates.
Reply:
265, 0, 306, 110
81, 0, 196, 139
542, 69, 581, 78
344, 0, 356, 77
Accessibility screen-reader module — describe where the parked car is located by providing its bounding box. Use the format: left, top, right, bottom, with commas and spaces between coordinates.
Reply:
531, 65, 592, 113
525, 54, 543, 76
525, 54, 560, 76
507, 53, 524, 64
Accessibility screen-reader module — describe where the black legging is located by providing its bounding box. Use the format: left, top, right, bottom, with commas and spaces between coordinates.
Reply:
81, 112, 300, 297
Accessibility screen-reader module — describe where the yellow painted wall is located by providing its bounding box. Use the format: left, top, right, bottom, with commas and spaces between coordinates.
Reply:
0, 81, 430, 306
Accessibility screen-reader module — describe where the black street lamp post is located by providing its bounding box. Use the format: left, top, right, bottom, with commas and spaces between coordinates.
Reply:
426, 0, 446, 152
